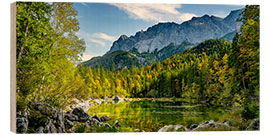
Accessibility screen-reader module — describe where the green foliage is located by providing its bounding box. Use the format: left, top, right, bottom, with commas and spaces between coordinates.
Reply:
82, 50, 144, 71
230, 5, 260, 120
79, 39, 232, 100
74, 123, 87, 133
16, 2, 87, 111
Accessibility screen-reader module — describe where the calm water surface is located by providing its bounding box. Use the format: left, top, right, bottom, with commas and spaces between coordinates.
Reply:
87, 100, 232, 132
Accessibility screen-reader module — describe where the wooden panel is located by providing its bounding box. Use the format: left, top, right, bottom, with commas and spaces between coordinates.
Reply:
10, 2, 16, 133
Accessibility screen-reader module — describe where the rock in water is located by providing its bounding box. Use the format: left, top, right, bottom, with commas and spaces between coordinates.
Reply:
114, 120, 120, 128
158, 125, 186, 132
189, 124, 198, 130
92, 115, 101, 122
16, 117, 28, 133
93, 99, 102, 105
72, 107, 90, 122
88, 118, 100, 126
101, 115, 111, 122
113, 96, 123, 103
105, 123, 112, 128
207, 120, 215, 127
247, 119, 260, 130
158, 125, 173, 132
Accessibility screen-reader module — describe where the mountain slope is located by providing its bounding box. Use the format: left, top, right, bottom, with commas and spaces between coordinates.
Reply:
221, 30, 237, 41
82, 41, 195, 71
106, 9, 243, 54
82, 50, 156, 71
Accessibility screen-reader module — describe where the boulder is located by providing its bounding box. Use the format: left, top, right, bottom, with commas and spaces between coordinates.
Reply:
72, 107, 90, 122
88, 118, 100, 126
104, 123, 112, 128
113, 120, 121, 128
93, 99, 102, 105
174, 124, 186, 131
189, 124, 198, 130
101, 115, 111, 122
158, 125, 173, 132
43, 119, 57, 133
32, 101, 59, 119
247, 119, 259, 130
192, 120, 231, 131
16, 117, 28, 133
55, 109, 65, 131
51, 108, 58, 119
112, 96, 123, 103
207, 120, 215, 127
92, 115, 101, 122
65, 113, 79, 121
158, 125, 186, 132
64, 119, 74, 129
36, 127, 44, 133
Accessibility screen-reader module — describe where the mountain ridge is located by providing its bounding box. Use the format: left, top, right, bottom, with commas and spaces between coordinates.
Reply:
106, 9, 243, 54
82, 9, 243, 71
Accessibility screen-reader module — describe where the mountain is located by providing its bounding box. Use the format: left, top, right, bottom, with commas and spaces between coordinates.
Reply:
83, 41, 194, 71
221, 30, 237, 42
106, 9, 243, 54
83, 9, 243, 70
154, 41, 194, 61
82, 50, 156, 71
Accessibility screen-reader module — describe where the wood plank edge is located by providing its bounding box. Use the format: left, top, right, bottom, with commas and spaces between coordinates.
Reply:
10, 2, 16, 133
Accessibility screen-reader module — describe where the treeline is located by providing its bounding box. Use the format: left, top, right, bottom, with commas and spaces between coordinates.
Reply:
78, 39, 231, 100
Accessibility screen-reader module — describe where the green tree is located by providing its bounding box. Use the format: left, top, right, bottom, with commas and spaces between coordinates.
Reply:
16, 2, 86, 110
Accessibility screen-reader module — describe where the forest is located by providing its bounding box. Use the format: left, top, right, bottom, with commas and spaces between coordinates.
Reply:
16, 2, 259, 133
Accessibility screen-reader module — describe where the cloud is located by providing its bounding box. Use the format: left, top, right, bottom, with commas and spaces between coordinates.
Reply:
110, 3, 197, 23
81, 53, 99, 61
81, 3, 88, 7
77, 31, 91, 37
212, 11, 229, 18
180, 13, 198, 21
88, 39, 106, 47
77, 31, 116, 47
92, 33, 117, 42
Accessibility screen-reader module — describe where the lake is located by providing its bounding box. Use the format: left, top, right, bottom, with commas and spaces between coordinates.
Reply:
87, 100, 238, 132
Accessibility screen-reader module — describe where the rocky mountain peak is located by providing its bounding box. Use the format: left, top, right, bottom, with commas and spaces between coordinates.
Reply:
119, 35, 128, 41
105, 8, 243, 54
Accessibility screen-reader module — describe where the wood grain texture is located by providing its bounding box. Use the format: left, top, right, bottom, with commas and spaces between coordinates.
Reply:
10, 2, 16, 133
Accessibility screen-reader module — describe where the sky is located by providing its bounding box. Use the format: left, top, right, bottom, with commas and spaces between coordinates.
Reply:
72, 3, 244, 61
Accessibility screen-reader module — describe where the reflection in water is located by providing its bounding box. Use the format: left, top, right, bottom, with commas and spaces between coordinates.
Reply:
87, 100, 230, 132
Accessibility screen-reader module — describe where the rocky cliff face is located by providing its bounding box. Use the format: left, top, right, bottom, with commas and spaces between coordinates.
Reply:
106, 9, 243, 54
